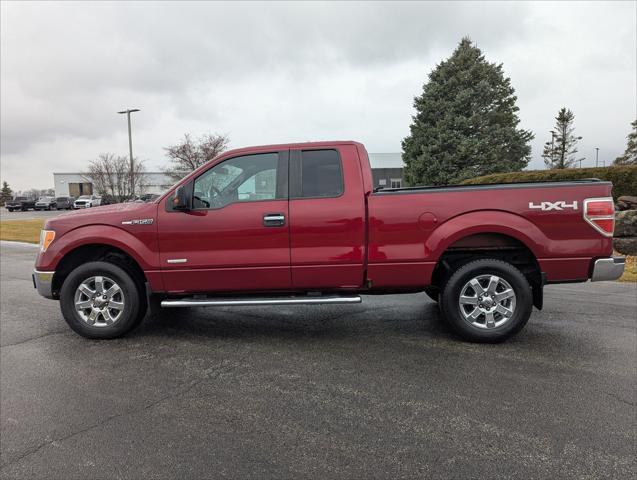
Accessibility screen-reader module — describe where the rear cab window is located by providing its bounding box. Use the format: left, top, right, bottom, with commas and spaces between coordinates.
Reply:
291, 149, 344, 199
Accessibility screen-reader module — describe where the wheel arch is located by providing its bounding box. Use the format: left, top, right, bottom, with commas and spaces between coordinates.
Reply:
51, 244, 147, 300
426, 210, 548, 259
429, 227, 544, 310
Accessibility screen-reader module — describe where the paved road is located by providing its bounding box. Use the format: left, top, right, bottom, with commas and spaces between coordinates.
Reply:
1, 241, 635, 479
0, 209, 66, 221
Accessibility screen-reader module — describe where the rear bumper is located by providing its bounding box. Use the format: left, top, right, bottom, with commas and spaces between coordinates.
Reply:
32, 270, 55, 299
591, 257, 625, 282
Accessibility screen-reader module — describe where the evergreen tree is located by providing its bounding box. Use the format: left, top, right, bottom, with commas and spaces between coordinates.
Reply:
0, 181, 13, 206
614, 119, 637, 165
402, 38, 533, 186
542, 108, 583, 169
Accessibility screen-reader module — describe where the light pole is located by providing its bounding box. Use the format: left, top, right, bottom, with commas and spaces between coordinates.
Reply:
595, 147, 599, 168
546, 131, 556, 169
118, 108, 140, 198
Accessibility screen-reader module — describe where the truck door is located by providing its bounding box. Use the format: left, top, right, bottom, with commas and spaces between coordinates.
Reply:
157, 150, 291, 293
288, 145, 366, 289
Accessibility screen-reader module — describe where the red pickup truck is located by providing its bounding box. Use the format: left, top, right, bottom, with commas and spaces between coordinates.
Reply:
33, 141, 624, 342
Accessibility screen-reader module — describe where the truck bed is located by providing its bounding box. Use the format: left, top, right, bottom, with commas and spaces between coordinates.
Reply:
373, 178, 606, 194
366, 178, 614, 287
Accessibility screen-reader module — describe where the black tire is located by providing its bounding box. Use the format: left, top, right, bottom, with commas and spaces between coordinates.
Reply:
60, 261, 145, 339
424, 286, 439, 303
440, 258, 533, 343
7, 208, 13, 212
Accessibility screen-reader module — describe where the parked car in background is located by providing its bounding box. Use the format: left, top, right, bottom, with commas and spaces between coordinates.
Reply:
140, 193, 160, 202
73, 195, 101, 209
55, 196, 75, 210
127, 193, 161, 203
100, 195, 117, 206
35, 197, 57, 211
5, 196, 36, 212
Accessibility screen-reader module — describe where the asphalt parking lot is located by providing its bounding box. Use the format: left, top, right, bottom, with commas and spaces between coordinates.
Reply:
0, 209, 66, 221
1, 241, 635, 479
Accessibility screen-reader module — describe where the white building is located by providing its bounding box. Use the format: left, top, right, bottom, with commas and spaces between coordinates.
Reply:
53, 153, 404, 198
53, 172, 175, 198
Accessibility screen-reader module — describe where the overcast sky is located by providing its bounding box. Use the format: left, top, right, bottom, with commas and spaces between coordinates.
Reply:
1, 1, 635, 190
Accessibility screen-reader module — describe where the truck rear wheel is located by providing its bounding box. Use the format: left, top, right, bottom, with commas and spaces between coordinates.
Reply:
440, 259, 532, 343
60, 261, 145, 339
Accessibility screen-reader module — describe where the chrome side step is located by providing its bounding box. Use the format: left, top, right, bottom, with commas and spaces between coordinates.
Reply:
160, 295, 362, 308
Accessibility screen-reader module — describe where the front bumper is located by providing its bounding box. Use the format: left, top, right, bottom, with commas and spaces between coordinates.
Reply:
32, 270, 55, 299
591, 257, 625, 282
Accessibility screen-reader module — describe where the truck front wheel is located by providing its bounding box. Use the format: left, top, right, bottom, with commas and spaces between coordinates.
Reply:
60, 261, 145, 339
440, 259, 532, 343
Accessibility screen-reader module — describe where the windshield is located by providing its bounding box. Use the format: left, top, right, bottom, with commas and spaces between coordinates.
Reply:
13, 197, 27, 201
38, 197, 51, 202
78, 196, 91, 200
56, 197, 68, 202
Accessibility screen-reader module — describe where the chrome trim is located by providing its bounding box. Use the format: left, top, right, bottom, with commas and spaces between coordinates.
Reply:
33, 270, 54, 299
263, 213, 286, 227
591, 257, 625, 282
583, 197, 615, 237
458, 274, 516, 329
166, 258, 188, 264
161, 295, 362, 308
122, 218, 154, 225
74, 275, 125, 327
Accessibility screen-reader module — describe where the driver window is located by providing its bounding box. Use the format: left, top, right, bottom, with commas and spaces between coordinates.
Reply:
193, 152, 279, 209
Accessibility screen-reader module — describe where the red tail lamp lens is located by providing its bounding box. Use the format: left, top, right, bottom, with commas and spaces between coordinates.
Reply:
586, 201, 614, 217
584, 198, 615, 237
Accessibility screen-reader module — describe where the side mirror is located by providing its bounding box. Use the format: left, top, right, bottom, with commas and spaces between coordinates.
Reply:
172, 185, 190, 211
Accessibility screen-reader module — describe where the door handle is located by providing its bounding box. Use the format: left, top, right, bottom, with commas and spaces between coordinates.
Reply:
263, 213, 285, 227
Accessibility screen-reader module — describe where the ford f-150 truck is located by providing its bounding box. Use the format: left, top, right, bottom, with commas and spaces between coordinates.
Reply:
33, 141, 625, 342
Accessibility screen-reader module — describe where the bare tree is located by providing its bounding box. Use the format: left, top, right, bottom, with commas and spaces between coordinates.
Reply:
84, 153, 147, 202
26, 188, 51, 199
163, 133, 229, 181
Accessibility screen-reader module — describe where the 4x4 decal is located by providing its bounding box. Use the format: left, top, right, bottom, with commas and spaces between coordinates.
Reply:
528, 201, 578, 211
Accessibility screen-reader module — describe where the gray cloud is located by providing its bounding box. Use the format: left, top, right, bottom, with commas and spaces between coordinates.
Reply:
1, 1, 635, 190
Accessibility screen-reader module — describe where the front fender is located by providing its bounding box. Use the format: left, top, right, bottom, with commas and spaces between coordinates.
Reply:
425, 210, 548, 261
36, 224, 160, 271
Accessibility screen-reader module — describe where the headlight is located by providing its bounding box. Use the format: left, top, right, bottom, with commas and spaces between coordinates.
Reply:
39, 230, 56, 252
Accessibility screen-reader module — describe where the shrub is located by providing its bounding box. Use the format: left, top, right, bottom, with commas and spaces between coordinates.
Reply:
461, 166, 637, 201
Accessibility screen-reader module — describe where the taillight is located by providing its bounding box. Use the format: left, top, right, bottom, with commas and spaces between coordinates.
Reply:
583, 197, 615, 237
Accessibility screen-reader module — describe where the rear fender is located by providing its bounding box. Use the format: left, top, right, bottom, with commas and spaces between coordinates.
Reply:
426, 210, 547, 262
